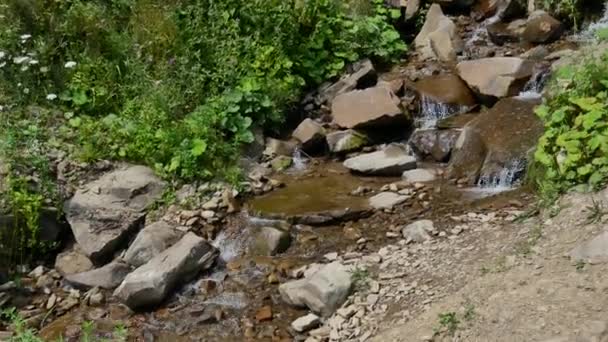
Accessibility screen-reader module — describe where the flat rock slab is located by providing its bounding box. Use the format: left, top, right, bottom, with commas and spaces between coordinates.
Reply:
570, 231, 608, 264
344, 145, 417, 176
279, 262, 352, 317
402, 169, 437, 183
114, 232, 218, 309
63, 165, 165, 263
457, 57, 534, 99
66, 261, 131, 290
369, 192, 408, 210
332, 87, 406, 129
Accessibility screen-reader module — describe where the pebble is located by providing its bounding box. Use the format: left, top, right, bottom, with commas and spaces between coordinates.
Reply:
324, 252, 339, 261
291, 313, 320, 333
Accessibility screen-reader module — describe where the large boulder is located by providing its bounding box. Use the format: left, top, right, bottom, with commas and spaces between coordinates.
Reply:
414, 4, 462, 62
63, 165, 165, 264
66, 261, 131, 290
124, 221, 183, 267
326, 130, 369, 154
522, 11, 564, 44
114, 232, 218, 309
344, 145, 417, 176
279, 262, 352, 317
413, 74, 476, 107
456, 57, 534, 100
447, 97, 543, 183
292, 119, 326, 153
409, 129, 461, 162
331, 87, 407, 129
316, 59, 377, 105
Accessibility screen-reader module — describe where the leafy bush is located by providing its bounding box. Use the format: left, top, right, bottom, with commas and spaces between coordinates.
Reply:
533, 51, 608, 198
0, 0, 407, 182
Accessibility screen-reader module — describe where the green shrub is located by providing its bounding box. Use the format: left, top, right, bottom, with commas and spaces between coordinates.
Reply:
533, 51, 608, 198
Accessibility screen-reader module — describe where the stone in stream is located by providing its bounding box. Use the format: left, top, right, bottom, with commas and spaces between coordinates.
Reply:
114, 232, 218, 309
250, 226, 291, 256
369, 192, 408, 210
409, 129, 461, 162
447, 97, 543, 184
413, 74, 477, 108
457, 57, 534, 100
291, 313, 321, 333
523, 11, 564, 44
402, 169, 437, 183
343, 145, 416, 176
316, 59, 377, 105
414, 4, 462, 62
124, 221, 183, 267
331, 87, 407, 129
402, 220, 434, 243
63, 165, 165, 263
570, 231, 608, 265
487, 19, 527, 45
279, 262, 352, 317
326, 130, 369, 154
54, 249, 94, 276
264, 138, 299, 157
292, 119, 326, 153
66, 261, 131, 290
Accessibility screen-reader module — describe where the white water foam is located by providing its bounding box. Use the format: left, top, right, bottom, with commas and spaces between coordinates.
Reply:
477, 159, 526, 191
517, 68, 551, 99
212, 230, 246, 263
417, 96, 471, 129
577, 2, 608, 41
292, 148, 307, 171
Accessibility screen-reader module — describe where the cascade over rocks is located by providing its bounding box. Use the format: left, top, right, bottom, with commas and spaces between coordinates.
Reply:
114, 232, 218, 309
63, 165, 165, 263
448, 97, 543, 183
414, 4, 462, 62
413, 74, 477, 107
331, 87, 406, 129
123, 221, 183, 267
343, 145, 417, 176
522, 11, 564, 44
457, 57, 534, 100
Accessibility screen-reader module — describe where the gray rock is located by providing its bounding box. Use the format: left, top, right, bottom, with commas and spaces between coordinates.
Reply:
124, 221, 183, 267
523, 11, 563, 44
344, 145, 416, 176
63, 165, 165, 263
279, 262, 352, 317
316, 59, 377, 105
402, 169, 437, 183
291, 313, 321, 333
409, 129, 460, 162
114, 232, 218, 309
292, 119, 326, 152
369, 192, 408, 210
570, 231, 608, 264
250, 226, 291, 256
332, 87, 406, 129
457, 58, 534, 100
326, 130, 368, 154
414, 4, 462, 62
402, 220, 434, 243
66, 261, 131, 290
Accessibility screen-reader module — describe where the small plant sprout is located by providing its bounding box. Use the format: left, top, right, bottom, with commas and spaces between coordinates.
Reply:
435, 311, 460, 336
350, 267, 370, 291
584, 198, 605, 225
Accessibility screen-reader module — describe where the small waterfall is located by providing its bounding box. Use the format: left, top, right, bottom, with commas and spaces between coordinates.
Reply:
416, 96, 471, 129
292, 148, 307, 170
518, 68, 551, 99
477, 159, 526, 190
577, 2, 608, 41
212, 230, 246, 263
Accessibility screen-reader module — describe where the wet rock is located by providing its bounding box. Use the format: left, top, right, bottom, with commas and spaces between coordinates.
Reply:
270, 155, 293, 172
414, 4, 462, 62
279, 262, 352, 317
63, 165, 165, 263
114, 232, 218, 309
402, 169, 437, 183
291, 208, 373, 226
406, 0, 421, 19
251, 226, 291, 256
326, 130, 369, 154
292, 313, 321, 333
487, 19, 526, 45
448, 97, 543, 183
255, 305, 273, 322
331, 87, 406, 129
344, 145, 416, 176
523, 11, 564, 44
369, 192, 408, 210
570, 231, 608, 264
55, 249, 93, 276
402, 220, 434, 243
316, 59, 377, 105
124, 221, 183, 267
66, 261, 131, 290
409, 129, 460, 162
457, 57, 534, 100
264, 138, 299, 157
413, 74, 476, 107
292, 119, 326, 153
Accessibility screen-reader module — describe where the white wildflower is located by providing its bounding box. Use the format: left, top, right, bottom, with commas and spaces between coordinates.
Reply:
64, 61, 77, 69
20, 34, 32, 40
23, 88, 30, 94
20, 66, 29, 72
13, 56, 30, 64
0, 62, 6, 68
40, 66, 49, 73
46, 93, 58, 101
28, 59, 39, 65
0, 51, 5, 59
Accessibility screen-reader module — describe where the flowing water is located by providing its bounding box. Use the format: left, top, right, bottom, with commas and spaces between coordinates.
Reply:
476, 159, 527, 191
576, 2, 608, 41
416, 96, 472, 129
518, 68, 551, 99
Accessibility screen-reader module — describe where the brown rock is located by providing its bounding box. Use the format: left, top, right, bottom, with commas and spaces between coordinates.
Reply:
55, 249, 94, 276
523, 11, 564, 44
414, 4, 462, 62
256, 305, 273, 322
316, 59, 377, 105
457, 57, 534, 100
413, 74, 476, 107
331, 87, 406, 129
292, 119, 326, 152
